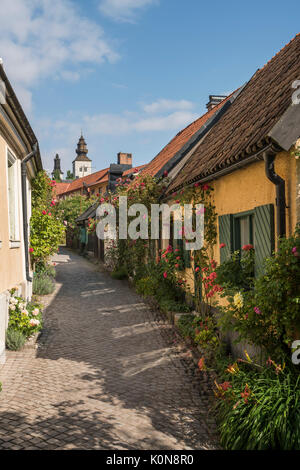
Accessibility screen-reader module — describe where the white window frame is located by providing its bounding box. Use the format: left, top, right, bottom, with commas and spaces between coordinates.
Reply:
6, 147, 21, 247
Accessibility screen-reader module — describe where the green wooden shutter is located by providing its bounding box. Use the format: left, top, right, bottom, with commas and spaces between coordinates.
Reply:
218, 214, 233, 263
183, 241, 191, 268
254, 204, 275, 277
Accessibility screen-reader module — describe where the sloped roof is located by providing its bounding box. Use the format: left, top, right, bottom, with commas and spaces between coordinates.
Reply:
169, 33, 300, 192
73, 154, 92, 162
56, 168, 109, 196
55, 163, 147, 196
142, 95, 233, 178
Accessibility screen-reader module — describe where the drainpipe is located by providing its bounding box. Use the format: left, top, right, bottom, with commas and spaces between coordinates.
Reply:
263, 150, 286, 238
21, 143, 38, 282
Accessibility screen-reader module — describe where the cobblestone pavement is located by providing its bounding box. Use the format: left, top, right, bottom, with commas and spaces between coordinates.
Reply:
0, 248, 218, 450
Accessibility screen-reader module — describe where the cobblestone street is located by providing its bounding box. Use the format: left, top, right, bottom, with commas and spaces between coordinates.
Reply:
0, 248, 218, 450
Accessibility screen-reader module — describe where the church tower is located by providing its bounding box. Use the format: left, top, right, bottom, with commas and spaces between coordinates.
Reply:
72, 134, 92, 179
52, 153, 63, 180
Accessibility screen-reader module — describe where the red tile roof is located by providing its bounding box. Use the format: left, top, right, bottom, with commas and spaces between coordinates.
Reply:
55, 164, 147, 196
168, 33, 300, 192
142, 95, 233, 178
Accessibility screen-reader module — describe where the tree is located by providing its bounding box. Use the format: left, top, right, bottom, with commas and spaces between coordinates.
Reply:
66, 170, 74, 180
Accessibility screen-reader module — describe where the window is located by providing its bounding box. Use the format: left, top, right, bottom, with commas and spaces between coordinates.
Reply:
7, 149, 20, 242
218, 204, 275, 276
79, 167, 83, 172
233, 212, 254, 252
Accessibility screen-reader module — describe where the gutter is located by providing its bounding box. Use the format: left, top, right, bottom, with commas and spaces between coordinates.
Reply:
21, 143, 38, 282
263, 150, 286, 238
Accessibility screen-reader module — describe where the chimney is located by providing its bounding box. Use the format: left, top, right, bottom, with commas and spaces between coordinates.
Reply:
206, 95, 227, 112
118, 152, 132, 166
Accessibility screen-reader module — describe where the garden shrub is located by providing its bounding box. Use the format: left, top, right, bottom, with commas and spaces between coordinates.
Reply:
8, 290, 43, 338
217, 227, 300, 360
33, 273, 55, 295
111, 266, 128, 280
6, 328, 26, 351
35, 261, 56, 278
177, 314, 196, 339
215, 357, 300, 450
135, 276, 159, 297
158, 298, 192, 314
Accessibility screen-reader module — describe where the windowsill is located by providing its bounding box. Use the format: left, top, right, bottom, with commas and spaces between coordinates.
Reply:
9, 240, 21, 249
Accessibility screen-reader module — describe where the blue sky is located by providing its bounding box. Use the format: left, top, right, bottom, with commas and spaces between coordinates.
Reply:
0, 0, 299, 175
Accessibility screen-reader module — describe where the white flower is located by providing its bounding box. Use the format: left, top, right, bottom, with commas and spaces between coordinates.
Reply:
32, 308, 39, 316
234, 292, 244, 309
21, 309, 29, 317
29, 319, 40, 327
9, 297, 18, 305
9, 305, 16, 311
19, 303, 25, 310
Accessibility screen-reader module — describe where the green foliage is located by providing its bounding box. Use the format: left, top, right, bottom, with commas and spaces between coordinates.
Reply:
8, 290, 43, 338
216, 248, 255, 291
177, 314, 196, 339
52, 169, 61, 182
194, 316, 219, 350
35, 262, 56, 278
158, 299, 192, 314
53, 194, 97, 230
6, 328, 26, 351
30, 171, 64, 264
218, 228, 300, 360
66, 170, 74, 180
216, 360, 300, 450
30, 208, 65, 264
33, 273, 55, 295
135, 276, 159, 297
111, 266, 128, 280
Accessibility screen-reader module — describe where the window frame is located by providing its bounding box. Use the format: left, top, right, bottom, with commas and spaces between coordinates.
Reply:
232, 210, 254, 253
6, 147, 20, 246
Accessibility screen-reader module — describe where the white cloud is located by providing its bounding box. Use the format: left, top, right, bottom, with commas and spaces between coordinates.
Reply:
0, 0, 119, 112
99, 0, 158, 23
36, 97, 198, 171
143, 99, 195, 114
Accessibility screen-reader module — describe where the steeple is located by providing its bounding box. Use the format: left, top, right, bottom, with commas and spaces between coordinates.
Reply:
52, 153, 63, 179
72, 133, 92, 179
75, 134, 91, 162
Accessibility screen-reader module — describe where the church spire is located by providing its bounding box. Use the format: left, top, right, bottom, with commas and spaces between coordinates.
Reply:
52, 153, 63, 179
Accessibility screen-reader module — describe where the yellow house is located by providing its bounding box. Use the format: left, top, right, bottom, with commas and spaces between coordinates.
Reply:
166, 33, 300, 291
0, 62, 42, 363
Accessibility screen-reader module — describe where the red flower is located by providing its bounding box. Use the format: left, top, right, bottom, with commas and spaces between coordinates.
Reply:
175, 264, 179, 268
163, 272, 168, 279
163, 170, 168, 177
29, 247, 34, 253
242, 244, 254, 251
220, 381, 232, 391
42, 210, 47, 215
198, 357, 206, 371
202, 184, 210, 191
48, 212, 52, 216
194, 182, 200, 187
195, 267, 200, 272
220, 243, 226, 248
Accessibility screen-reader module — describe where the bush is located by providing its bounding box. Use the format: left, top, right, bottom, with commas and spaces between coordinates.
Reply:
33, 273, 55, 295
6, 328, 26, 351
216, 359, 300, 450
35, 262, 56, 278
8, 291, 43, 338
177, 314, 196, 339
111, 266, 128, 280
135, 276, 159, 297
158, 298, 192, 314
218, 227, 300, 360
